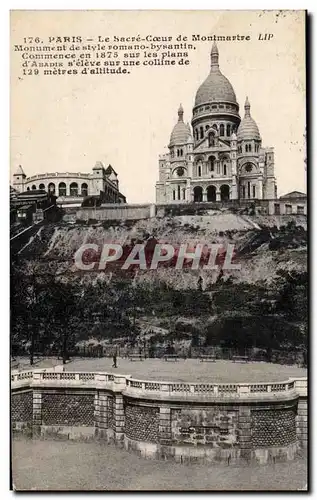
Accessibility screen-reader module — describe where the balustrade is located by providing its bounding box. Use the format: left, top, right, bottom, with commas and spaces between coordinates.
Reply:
11, 369, 307, 400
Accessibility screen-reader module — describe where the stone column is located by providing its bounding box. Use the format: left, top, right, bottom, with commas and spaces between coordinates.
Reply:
159, 406, 172, 446
186, 185, 191, 202
238, 406, 252, 462
296, 398, 308, 449
231, 176, 238, 200
202, 190, 207, 202
258, 179, 263, 199
113, 394, 125, 447
95, 391, 108, 439
32, 390, 42, 437
216, 189, 221, 202
149, 204, 156, 218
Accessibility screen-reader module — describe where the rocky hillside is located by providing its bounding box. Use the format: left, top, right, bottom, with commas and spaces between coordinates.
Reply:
16, 212, 307, 289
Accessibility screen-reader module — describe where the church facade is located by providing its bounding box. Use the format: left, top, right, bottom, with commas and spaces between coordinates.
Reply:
156, 43, 277, 204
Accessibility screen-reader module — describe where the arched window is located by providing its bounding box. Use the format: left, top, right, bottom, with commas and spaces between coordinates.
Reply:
193, 186, 203, 202
223, 164, 227, 176
208, 133, 215, 147
58, 182, 67, 197
220, 124, 225, 137
81, 183, 88, 197
253, 185, 256, 198
32, 185, 36, 190
208, 156, 215, 172
39, 183, 45, 190
212, 124, 218, 131
180, 149, 183, 157
70, 182, 78, 196
48, 183, 55, 194
200, 127, 204, 139
195, 129, 199, 141
207, 185, 216, 202
198, 164, 202, 177
173, 190, 175, 201
245, 144, 248, 153
27, 187, 30, 191
205, 125, 210, 131
177, 185, 181, 200
220, 184, 230, 201
226, 124, 231, 137
183, 188, 186, 200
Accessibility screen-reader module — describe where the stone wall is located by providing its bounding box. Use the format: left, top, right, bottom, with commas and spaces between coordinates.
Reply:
11, 371, 307, 465
72, 199, 307, 222
76, 204, 154, 221
11, 389, 33, 423
41, 391, 94, 426
125, 403, 159, 443
251, 408, 297, 448
171, 406, 239, 448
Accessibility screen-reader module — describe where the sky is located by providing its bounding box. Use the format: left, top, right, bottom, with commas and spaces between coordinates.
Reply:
10, 10, 306, 203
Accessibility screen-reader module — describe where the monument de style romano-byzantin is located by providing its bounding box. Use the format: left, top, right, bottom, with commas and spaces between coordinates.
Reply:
156, 42, 277, 205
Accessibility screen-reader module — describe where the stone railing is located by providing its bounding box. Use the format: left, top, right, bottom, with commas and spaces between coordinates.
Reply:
26, 172, 90, 181
11, 369, 307, 400
124, 376, 306, 400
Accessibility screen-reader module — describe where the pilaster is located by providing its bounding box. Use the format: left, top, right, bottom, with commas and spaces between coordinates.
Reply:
238, 406, 252, 462
113, 394, 125, 447
159, 406, 172, 445
32, 389, 42, 436
296, 398, 308, 449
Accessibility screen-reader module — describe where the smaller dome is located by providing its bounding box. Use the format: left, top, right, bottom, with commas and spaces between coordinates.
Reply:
237, 97, 261, 141
169, 104, 191, 146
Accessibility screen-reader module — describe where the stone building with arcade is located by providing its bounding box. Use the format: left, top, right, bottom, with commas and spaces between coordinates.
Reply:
156, 43, 277, 204
12, 161, 126, 207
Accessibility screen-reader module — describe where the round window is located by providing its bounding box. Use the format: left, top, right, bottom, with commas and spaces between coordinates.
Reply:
176, 167, 185, 177
245, 164, 253, 173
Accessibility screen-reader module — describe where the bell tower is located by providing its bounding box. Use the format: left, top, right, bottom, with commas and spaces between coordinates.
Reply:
12, 165, 26, 192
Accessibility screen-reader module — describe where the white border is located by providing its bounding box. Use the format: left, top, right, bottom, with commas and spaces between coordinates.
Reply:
2, 2, 314, 498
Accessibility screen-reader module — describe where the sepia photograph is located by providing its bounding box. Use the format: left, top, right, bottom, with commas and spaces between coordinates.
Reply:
10, 9, 307, 491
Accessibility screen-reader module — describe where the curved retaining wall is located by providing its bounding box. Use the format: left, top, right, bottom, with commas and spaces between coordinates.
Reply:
11, 370, 307, 465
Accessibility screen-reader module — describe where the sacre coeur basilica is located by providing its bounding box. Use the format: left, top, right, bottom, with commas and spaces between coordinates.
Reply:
155, 42, 277, 204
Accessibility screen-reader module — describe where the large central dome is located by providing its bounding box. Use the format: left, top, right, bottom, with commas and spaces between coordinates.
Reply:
195, 43, 237, 106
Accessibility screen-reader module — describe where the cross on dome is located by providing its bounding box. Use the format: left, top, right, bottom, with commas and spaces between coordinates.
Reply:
244, 96, 251, 117
178, 104, 184, 121
210, 42, 219, 70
